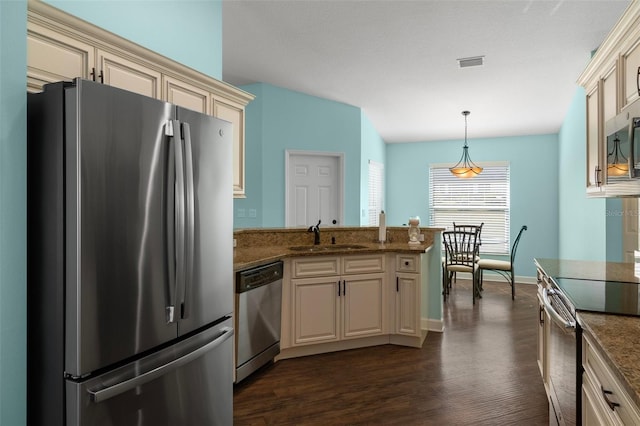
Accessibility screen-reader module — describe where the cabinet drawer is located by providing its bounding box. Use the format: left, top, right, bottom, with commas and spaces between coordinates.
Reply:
342, 255, 385, 275
396, 254, 420, 273
292, 257, 340, 278
583, 335, 640, 425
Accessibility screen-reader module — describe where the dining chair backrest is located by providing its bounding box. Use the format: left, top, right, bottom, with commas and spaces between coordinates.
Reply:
453, 222, 483, 245
510, 225, 528, 265
442, 230, 478, 268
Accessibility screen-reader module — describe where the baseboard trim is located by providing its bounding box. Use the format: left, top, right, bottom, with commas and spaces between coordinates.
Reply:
423, 318, 444, 333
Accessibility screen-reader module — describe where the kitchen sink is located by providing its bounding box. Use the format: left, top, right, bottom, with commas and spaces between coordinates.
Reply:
288, 244, 368, 252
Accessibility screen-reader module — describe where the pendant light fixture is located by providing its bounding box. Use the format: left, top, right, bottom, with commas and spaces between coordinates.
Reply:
607, 133, 629, 176
449, 110, 483, 178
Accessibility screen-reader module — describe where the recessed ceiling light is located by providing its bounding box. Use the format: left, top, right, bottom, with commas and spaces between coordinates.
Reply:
457, 56, 485, 68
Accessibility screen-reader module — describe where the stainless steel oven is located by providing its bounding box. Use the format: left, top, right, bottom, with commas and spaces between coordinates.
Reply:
542, 285, 582, 426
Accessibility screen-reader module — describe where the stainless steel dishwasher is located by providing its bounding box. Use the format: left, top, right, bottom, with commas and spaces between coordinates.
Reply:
235, 261, 283, 383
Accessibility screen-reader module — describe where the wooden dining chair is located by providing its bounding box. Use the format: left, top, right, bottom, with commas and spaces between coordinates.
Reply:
442, 230, 481, 304
477, 225, 528, 300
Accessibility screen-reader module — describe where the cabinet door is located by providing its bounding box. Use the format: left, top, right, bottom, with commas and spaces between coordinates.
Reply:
395, 273, 420, 337
164, 76, 210, 114
342, 273, 385, 339
214, 97, 246, 198
292, 277, 340, 345
582, 374, 614, 426
27, 21, 94, 92
602, 64, 618, 123
623, 39, 640, 108
98, 49, 161, 99
536, 291, 550, 385
586, 83, 603, 191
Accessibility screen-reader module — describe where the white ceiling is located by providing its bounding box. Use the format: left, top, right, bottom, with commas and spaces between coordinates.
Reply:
222, 0, 631, 143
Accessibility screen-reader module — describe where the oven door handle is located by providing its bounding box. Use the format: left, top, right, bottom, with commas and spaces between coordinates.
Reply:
542, 288, 576, 329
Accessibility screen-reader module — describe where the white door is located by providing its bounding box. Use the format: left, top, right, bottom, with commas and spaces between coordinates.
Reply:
622, 198, 640, 262
286, 151, 343, 227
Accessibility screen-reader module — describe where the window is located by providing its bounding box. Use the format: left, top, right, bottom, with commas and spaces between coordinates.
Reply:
368, 160, 384, 225
429, 163, 510, 254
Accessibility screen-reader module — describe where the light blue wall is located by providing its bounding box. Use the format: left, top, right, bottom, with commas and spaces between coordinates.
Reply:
44, 0, 223, 79
236, 83, 362, 228
0, 3, 223, 423
386, 134, 559, 278
558, 88, 607, 260
360, 112, 386, 225
0, 1, 27, 424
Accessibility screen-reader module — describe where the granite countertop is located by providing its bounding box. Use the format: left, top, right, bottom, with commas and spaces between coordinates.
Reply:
234, 241, 431, 271
535, 258, 640, 409
535, 258, 640, 283
233, 226, 442, 271
578, 311, 640, 408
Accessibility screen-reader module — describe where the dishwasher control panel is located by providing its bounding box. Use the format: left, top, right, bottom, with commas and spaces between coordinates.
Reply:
236, 261, 283, 293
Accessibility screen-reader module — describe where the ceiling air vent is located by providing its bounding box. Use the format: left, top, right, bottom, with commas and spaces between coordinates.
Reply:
457, 56, 485, 68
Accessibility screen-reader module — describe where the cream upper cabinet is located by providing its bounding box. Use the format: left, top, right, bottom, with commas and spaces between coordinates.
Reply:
586, 83, 603, 192
213, 97, 246, 197
26, 0, 254, 197
164, 76, 211, 115
98, 50, 161, 99
622, 39, 640, 108
578, 1, 640, 197
27, 19, 94, 93
602, 63, 619, 122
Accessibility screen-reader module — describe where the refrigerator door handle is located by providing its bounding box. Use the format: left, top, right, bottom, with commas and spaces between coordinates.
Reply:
180, 122, 195, 320
87, 326, 234, 403
166, 119, 186, 324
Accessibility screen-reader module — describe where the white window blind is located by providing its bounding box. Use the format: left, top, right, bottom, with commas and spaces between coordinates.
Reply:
429, 163, 510, 254
368, 160, 384, 226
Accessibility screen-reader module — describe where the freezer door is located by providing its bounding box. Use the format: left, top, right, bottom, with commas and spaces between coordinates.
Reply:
65, 80, 178, 377
66, 319, 234, 426
174, 107, 234, 336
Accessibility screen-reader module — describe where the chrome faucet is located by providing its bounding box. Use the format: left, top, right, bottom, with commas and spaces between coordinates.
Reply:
308, 220, 321, 245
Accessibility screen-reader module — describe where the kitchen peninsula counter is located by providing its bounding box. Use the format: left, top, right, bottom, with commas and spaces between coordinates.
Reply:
535, 258, 640, 410
233, 226, 441, 271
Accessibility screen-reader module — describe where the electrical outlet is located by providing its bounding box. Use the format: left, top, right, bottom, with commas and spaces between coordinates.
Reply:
419, 233, 425, 242
237, 208, 245, 218
249, 209, 257, 218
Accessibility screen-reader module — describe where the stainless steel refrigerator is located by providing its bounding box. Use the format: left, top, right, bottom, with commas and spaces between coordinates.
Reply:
27, 79, 234, 425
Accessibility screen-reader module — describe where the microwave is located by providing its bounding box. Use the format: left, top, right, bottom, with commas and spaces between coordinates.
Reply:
604, 99, 640, 180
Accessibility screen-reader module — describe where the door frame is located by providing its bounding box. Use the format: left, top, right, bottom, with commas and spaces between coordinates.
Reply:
284, 150, 345, 227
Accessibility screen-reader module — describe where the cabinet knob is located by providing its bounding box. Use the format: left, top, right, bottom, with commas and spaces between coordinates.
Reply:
404, 261, 410, 266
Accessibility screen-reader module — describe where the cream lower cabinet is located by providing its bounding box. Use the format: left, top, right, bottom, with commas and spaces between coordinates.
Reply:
582, 334, 640, 425
289, 255, 386, 347
393, 254, 422, 337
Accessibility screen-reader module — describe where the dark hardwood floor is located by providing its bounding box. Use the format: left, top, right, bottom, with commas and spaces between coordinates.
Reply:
233, 279, 549, 425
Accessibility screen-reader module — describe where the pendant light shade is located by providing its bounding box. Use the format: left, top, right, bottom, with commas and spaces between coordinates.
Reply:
607, 134, 629, 176
449, 110, 482, 178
